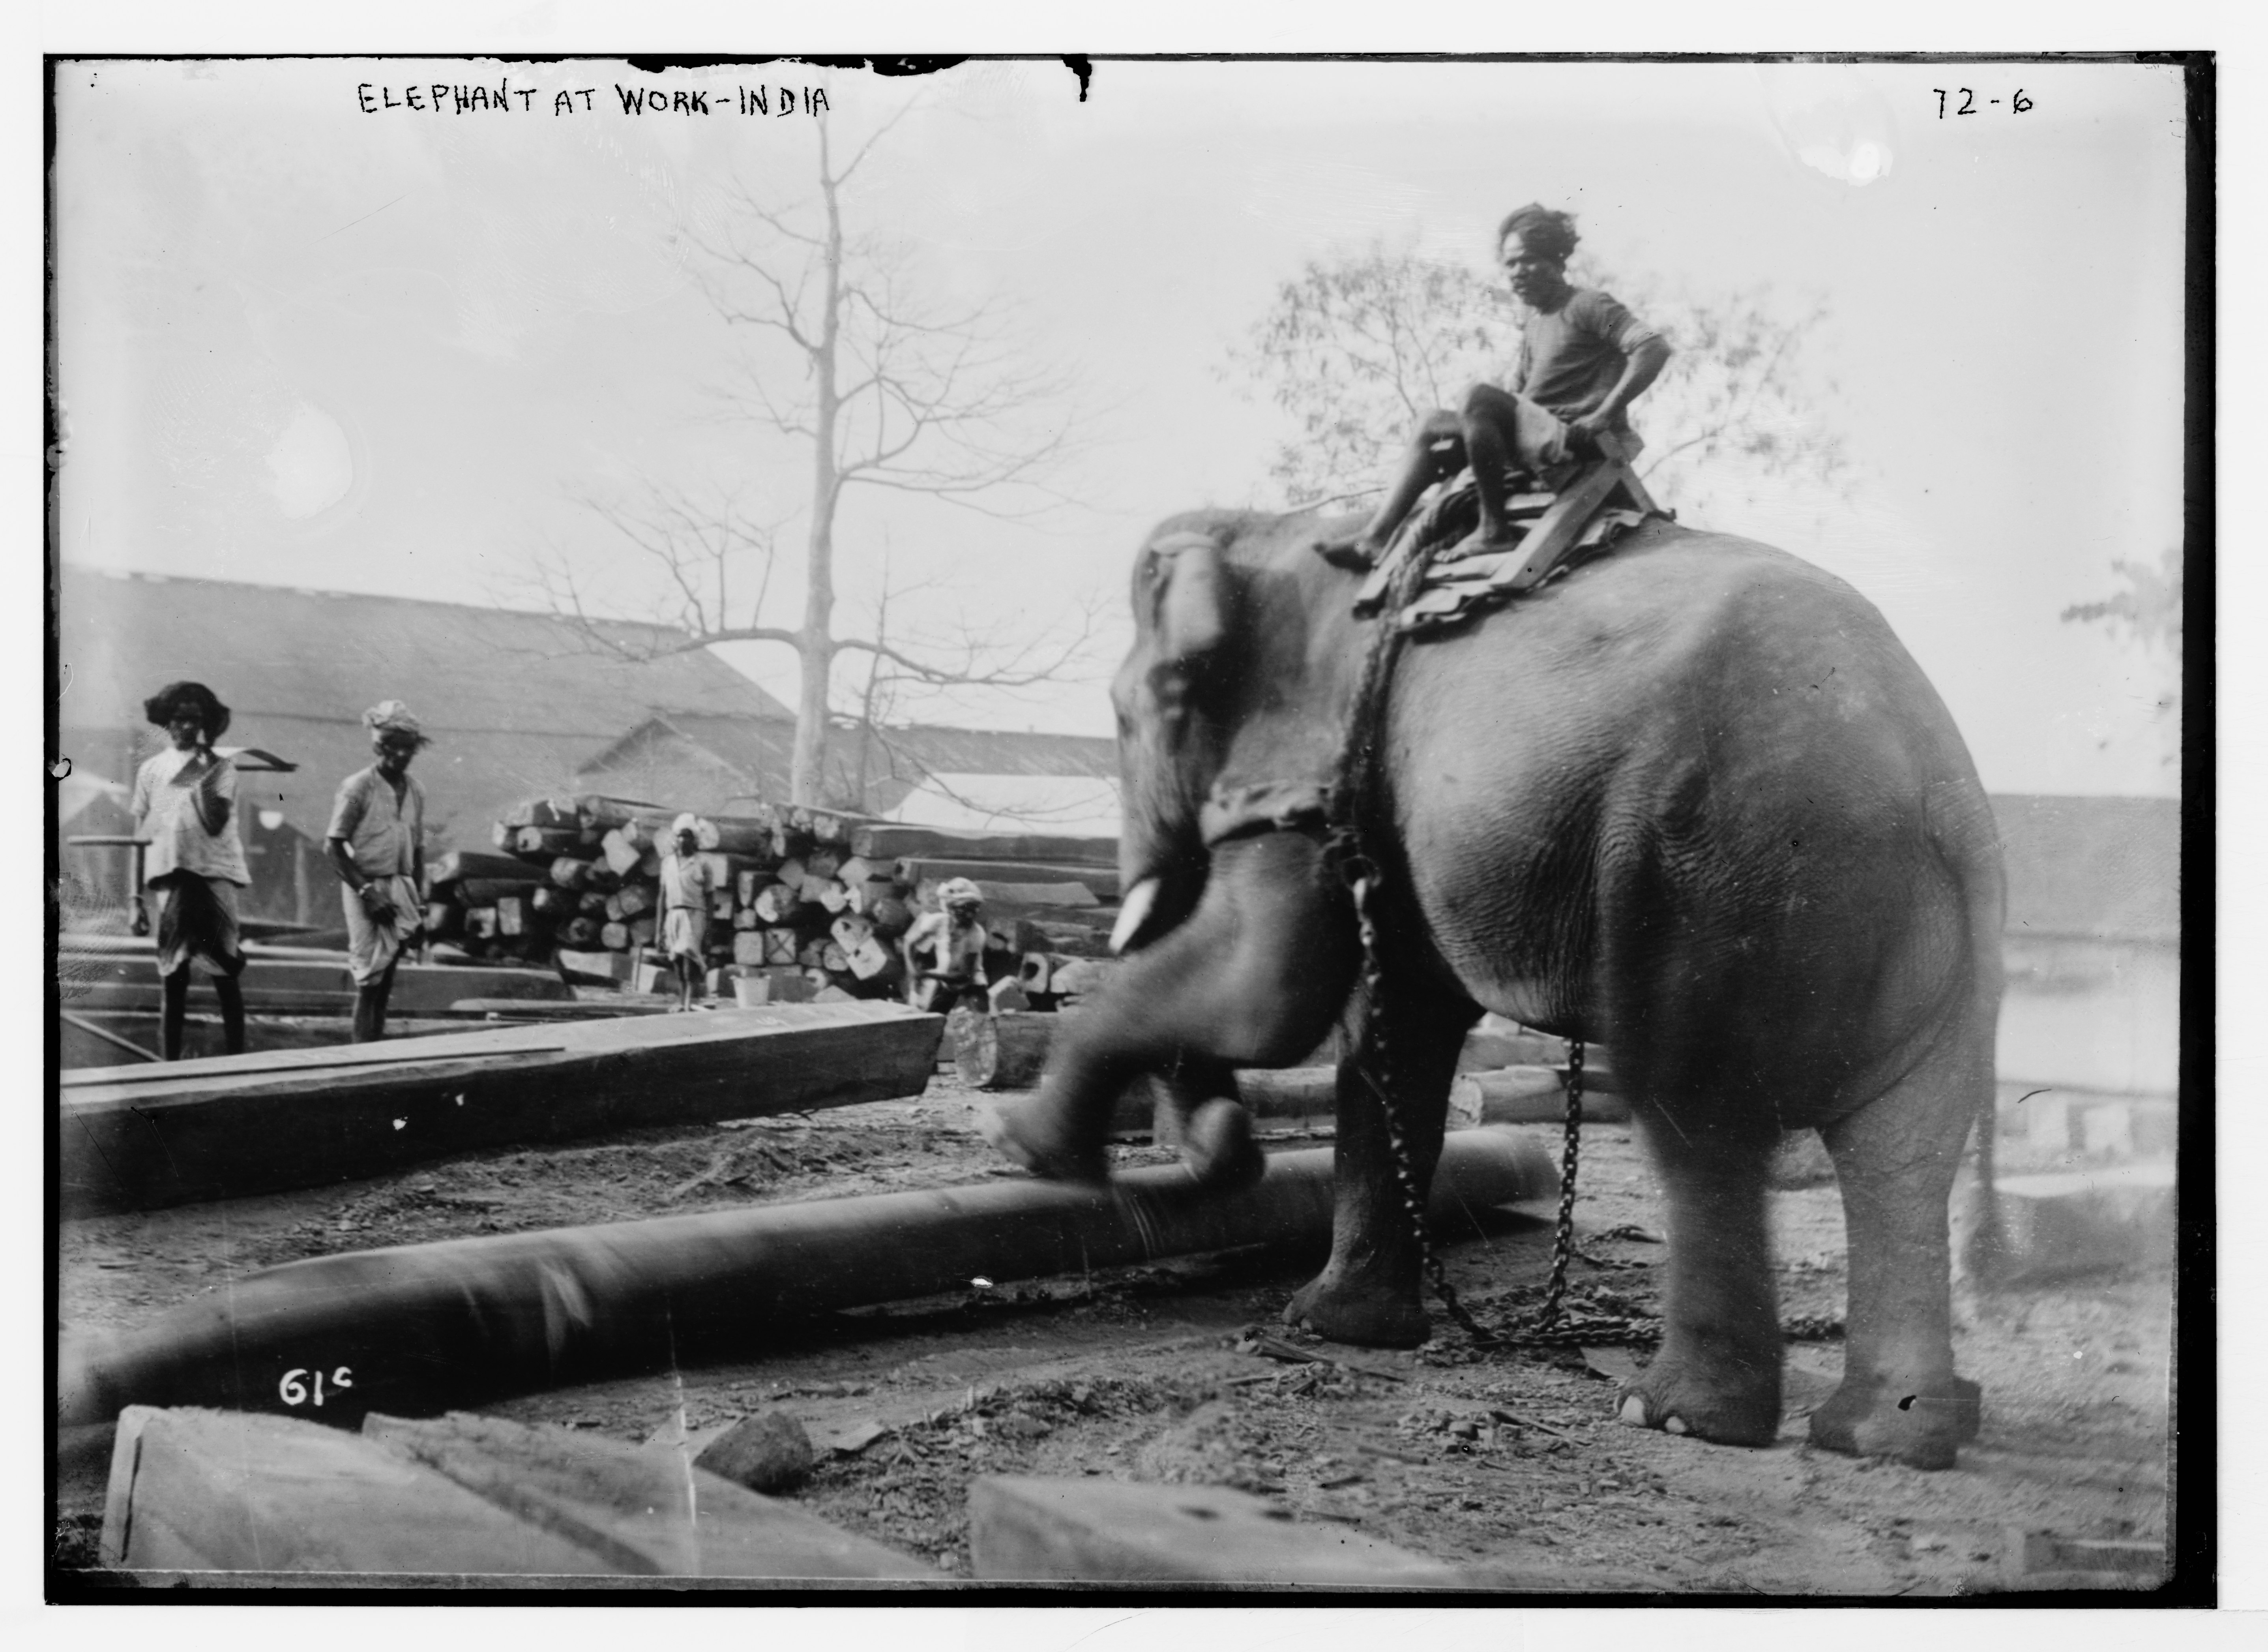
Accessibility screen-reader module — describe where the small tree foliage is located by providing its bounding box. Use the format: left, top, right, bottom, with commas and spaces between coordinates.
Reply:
1232, 244, 1848, 521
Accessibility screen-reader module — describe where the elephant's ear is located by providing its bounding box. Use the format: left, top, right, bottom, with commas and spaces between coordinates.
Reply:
1150, 531, 1231, 667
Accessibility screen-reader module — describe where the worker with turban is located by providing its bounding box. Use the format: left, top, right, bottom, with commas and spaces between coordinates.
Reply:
131, 681, 251, 1058
901, 876, 990, 1011
657, 812, 714, 1010
325, 700, 431, 1041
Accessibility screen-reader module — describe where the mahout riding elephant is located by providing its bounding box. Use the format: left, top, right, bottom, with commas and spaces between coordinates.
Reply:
984, 506, 2005, 1471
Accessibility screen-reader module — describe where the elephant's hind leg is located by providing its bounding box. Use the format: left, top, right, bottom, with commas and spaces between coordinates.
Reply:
1618, 1104, 1784, 1448
1285, 988, 1475, 1348
1808, 1031, 1989, 1470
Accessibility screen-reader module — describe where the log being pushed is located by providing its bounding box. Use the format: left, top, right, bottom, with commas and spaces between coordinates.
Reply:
60, 1001, 944, 1216
59, 1129, 1557, 1431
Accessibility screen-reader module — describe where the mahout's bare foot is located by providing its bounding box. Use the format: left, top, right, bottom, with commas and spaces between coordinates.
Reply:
1448, 523, 1524, 558
1310, 532, 1386, 572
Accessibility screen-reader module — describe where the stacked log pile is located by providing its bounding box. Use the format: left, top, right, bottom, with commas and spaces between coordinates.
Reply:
423, 799, 1128, 1007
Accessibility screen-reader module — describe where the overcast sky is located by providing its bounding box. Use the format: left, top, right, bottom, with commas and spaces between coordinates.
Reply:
53, 56, 2186, 797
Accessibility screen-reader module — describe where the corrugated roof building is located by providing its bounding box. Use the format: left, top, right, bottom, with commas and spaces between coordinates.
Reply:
575, 713, 1120, 823
56, 569, 796, 849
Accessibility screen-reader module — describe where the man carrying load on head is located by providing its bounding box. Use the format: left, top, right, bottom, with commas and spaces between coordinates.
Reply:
901, 877, 989, 1011
1313, 203, 1672, 570
657, 814, 714, 1011
326, 700, 429, 1043
131, 680, 252, 1059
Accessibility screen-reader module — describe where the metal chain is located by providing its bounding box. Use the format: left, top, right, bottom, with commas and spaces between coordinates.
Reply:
1323, 509, 1610, 1354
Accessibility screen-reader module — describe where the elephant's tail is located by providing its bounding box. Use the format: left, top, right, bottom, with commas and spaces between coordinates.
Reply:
1928, 780, 2009, 1288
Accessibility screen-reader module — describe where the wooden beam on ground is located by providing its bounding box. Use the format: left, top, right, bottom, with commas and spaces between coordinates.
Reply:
99, 1404, 936, 1583
60, 1001, 945, 1215
59, 949, 573, 1013
968, 1476, 1473, 1587
100, 1404, 606, 1577
60, 1129, 1556, 1430
849, 823, 1118, 867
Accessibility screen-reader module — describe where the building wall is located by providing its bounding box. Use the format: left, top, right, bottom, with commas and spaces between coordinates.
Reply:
1996, 933, 2180, 1096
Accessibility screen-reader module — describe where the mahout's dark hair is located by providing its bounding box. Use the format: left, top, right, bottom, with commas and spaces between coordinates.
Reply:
1495, 204, 1579, 264
142, 681, 231, 740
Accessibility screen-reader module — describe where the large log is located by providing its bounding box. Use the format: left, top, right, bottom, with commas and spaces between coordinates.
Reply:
952, 1009, 1055, 1089
59, 1130, 1554, 1429
1449, 1067, 1629, 1126
849, 824, 1118, 867
920, 878, 1098, 912
894, 858, 1122, 901
429, 849, 550, 887
457, 876, 550, 905
693, 814, 777, 856
59, 1001, 946, 1215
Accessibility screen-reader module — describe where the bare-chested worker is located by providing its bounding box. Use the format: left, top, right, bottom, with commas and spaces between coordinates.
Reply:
1315, 204, 1671, 569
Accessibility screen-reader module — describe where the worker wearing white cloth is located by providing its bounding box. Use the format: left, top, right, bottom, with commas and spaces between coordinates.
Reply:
131, 680, 251, 1059
657, 813, 713, 1010
326, 700, 429, 1042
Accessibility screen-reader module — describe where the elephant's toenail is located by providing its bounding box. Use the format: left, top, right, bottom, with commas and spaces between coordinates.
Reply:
1664, 1416, 1688, 1435
1618, 1396, 1648, 1425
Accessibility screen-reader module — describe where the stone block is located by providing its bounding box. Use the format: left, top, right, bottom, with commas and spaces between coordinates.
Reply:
1994, 1163, 2175, 1281
968, 1475, 1472, 1587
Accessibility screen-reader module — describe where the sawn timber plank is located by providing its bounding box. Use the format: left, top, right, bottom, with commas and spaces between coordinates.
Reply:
60, 1001, 945, 1214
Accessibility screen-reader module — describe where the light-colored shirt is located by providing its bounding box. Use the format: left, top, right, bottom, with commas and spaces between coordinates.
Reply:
659, 851, 712, 912
133, 746, 250, 886
1506, 286, 1663, 431
326, 765, 426, 879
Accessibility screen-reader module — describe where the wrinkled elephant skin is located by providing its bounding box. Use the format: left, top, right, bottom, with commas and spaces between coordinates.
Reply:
987, 509, 2004, 1471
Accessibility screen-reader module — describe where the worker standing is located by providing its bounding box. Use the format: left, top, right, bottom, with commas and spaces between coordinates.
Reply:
131, 681, 251, 1059
657, 813, 713, 1011
901, 877, 989, 1010
326, 700, 429, 1042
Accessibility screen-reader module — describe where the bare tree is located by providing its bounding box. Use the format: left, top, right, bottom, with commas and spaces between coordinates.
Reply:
1230, 244, 1847, 520
528, 106, 1088, 806
2063, 544, 2184, 768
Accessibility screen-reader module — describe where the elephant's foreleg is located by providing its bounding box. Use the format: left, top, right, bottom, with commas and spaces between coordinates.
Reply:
1808, 1028, 1990, 1470
1617, 1104, 1784, 1447
1285, 984, 1476, 1348
984, 831, 1359, 1183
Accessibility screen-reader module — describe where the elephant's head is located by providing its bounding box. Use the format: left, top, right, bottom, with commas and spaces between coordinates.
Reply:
1110, 526, 1237, 952
1108, 514, 1356, 955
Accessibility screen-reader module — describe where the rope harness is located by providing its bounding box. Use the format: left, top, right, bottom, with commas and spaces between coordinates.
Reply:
1317, 523, 1622, 1348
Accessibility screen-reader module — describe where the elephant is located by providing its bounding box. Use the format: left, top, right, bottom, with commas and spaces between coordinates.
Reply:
983, 505, 2006, 1472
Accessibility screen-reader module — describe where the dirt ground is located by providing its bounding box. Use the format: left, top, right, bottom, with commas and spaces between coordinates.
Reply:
52, 1069, 2177, 1596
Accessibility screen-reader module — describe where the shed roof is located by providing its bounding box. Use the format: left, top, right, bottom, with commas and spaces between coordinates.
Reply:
57, 569, 793, 845
1989, 793, 2180, 942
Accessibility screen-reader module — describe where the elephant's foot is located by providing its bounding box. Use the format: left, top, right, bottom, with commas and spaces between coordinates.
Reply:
1615, 1335, 1782, 1448
1177, 1099, 1266, 1191
976, 1099, 1110, 1185
1808, 1371, 1980, 1471
1283, 1265, 1430, 1349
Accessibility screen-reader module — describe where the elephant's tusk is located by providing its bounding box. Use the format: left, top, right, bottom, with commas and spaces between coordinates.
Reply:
1110, 879, 1161, 954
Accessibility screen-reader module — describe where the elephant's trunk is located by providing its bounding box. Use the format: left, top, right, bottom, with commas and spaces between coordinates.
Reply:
1029, 831, 1361, 1160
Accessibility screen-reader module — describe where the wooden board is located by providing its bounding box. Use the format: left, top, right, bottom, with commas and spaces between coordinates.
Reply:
60, 1001, 946, 1214
100, 1404, 936, 1583
100, 1404, 602, 1577
968, 1476, 1472, 1587
60, 949, 572, 1013
849, 823, 1118, 867
364, 1411, 937, 1580
59, 1010, 470, 1070
893, 858, 1122, 900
